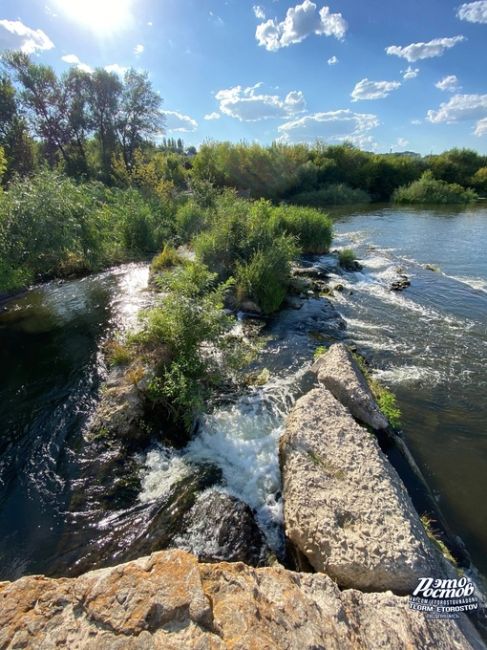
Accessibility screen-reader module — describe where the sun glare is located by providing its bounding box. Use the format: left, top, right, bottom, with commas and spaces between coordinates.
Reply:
54, 0, 135, 34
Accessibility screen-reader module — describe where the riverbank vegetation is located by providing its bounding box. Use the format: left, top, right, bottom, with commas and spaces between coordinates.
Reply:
393, 171, 478, 204
1, 51, 486, 293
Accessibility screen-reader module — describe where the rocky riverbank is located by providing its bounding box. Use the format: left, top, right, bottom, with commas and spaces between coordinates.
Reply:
0, 549, 484, 649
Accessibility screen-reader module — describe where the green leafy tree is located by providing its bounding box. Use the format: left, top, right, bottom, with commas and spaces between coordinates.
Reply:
117, 69, 163, 172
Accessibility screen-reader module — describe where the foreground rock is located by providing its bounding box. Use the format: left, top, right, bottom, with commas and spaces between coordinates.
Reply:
312, 343, 388, 430
0, 549, 483, 649
280, 387, 440, 593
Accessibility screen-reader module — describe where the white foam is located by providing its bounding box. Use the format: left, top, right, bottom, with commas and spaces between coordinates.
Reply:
138, 446, 191, 504
184, 377, 299, 551
444, 274, 487, 294
373, 365, 444, 386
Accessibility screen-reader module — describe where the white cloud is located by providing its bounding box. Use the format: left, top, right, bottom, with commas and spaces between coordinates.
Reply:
61, 53, 93, 73
0, 19, 54, 54
396, 137, 409, 148
386, 36, 465, 62
147, 21, 153, 27
411, 119, 422, 125
327, 55, 338, 65
164, 110, 198, 132
256, 0, 347, 52
215, 83, 306, 121
351, 78, 401, 101
402, 66, 419, 80
104, 63, 128, 76
204, 112, 221, 120
457, 1, 487, 23
134, 44, 144, 55
278, 109, 379, 146
474, 117, 487, 136
427, 93, 487, 136
253, 5, 266, 20
435, 75, 461, 92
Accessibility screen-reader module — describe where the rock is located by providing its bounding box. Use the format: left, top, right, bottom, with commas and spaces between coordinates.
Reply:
89, 376, 146, 443
315, 253, 341, 274
288, 275, 314, 294
312, 343, 388, 430
390, 274, 411, 291
293, 265, 329, 279
0, 549, 483, 649
239, 300, 262, 316
174, 489, 269, 566
280, 387, 441, 593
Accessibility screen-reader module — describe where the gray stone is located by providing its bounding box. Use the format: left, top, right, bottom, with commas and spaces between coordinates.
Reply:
312, 343, 388, 430
280, 387, 441, 593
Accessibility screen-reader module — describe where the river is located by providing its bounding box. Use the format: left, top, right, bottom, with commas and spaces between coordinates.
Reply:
0, 205, 486, 584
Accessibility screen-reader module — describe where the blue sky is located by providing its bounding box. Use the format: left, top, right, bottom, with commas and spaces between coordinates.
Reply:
1, 0, 486, 154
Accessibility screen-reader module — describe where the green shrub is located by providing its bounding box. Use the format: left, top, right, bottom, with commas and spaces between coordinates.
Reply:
235, 235, 299, 314
270, 204, 333, 253
105, 340, 133, 366
175, 200, 207, 241
151, 244, 183, 274
338, 248, 358, 270
289, 184, 371, 206
393, 171, 478, 204
154, 260, 222, 298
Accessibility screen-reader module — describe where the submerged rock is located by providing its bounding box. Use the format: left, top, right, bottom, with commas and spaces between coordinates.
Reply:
390, 274, 411, 291
174, 489, 269, 566
312, 343, 388, 430
280, 387, 441, 593
0, 549, 483, 649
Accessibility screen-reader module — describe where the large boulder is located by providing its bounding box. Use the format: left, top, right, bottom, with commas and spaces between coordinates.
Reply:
0, 549, 483, 649
312, 343, 388, 430
173, 489, 269, 566
280, 387, 441, 593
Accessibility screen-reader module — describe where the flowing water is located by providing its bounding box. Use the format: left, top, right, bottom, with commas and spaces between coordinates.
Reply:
329, 204, 487, 580
0, 205, 486, 584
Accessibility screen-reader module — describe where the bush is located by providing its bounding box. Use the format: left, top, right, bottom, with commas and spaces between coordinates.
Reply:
338, 248, 358, 270
271, 204, 333, 253
235, 235, 299, 314
393, 171, 478, 204
193, 193, 331, 286
289, 184, 371, 207
175, 200, 207, 241
151, 244, 183, 274
134, 268, 237, 431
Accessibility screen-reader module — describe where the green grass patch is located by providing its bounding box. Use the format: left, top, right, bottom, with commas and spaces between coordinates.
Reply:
151, 244, 183, 274
353, 351, 402, 429
421, 514, 457, 566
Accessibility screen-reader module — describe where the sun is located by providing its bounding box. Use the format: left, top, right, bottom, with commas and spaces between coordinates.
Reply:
54, 0, 135, 34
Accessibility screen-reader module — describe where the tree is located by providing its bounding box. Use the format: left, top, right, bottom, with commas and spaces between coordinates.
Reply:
63, 67, 93, 176
87, 69, 122, 180
0, 72, 36, 180
3, 51, 72, 165
116, 69, 163, 172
